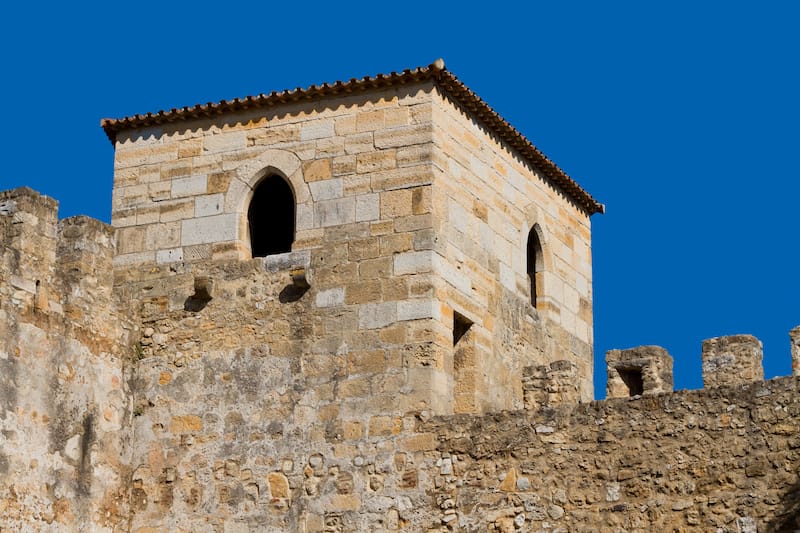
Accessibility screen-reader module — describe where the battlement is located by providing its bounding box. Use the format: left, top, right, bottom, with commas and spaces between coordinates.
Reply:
601, 330, 794, 400
0, 188, 121, 331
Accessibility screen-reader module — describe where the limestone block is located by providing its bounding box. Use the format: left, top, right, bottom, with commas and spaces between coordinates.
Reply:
300, 120, 334, 141
117, 226, 147, 254
359, 257, 392, 280
180, 213, 237, 246
356, 150, 397, 173
302, 159, 332, 182
355, 193, 380, 222
208, 171, 234, 194
373, 124, 431, 149
397, 299, 439, 322
380, 189, 413, 219
370, 166, 432, 192
356, 109, 385, 132
171, 175, 208, 198
156, 248, 183, 264
316, 288, 344, 308
203, 131, 247, 153
268, 472, 290, 498
314, 198, 355, 227
113, 250, 155, 266
498, 262, 515, 292
146, 222, 181, 250
184, 244, 212, 261
263, 250, 311, 272
195, 194, 224, 217
345, 133, 374, 155
148, 181, 171, 202
309, 179, 343, 201
358, 302, 397, 330
393, 251, 433, 276
159, 200, 195, 222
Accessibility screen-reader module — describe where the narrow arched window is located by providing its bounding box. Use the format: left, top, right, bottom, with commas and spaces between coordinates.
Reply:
248, 175, 295, 257
527, 227, 543, 308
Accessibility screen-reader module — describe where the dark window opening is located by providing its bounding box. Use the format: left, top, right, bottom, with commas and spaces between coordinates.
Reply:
248, 175, 295, 257
527, 228, 543, 307
453, 312, 473, 346
618, 368, 644, 397
453, 310, 476, 414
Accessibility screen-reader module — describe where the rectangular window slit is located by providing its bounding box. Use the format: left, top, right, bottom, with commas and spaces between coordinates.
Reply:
453, 311, 473, 346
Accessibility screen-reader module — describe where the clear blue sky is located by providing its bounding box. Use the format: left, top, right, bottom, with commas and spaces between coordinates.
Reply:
2, 2, 798, 397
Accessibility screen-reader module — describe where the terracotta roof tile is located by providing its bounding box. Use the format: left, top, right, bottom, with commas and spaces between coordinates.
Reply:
101, 61, 603, 215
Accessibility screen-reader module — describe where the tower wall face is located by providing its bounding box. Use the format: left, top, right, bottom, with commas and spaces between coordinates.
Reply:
430, 90, 594, 408
105, 83, 597, 528
110, 82, 595, 422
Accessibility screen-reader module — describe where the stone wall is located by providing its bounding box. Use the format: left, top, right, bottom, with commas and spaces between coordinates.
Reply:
3, 189, 799, 531
0, 188, 135, 531
4, 68, 798, 532
108, 82, 596, 419
430, 89, 595, 408
126, 359, 800, 531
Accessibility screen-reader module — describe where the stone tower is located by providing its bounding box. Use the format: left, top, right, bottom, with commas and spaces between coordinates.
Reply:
104, 61, 601, 424
8, 62, 799, 532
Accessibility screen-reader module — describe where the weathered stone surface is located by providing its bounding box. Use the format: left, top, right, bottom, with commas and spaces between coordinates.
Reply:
702, 334, 764, 387
5, 67, 798, 532
606, 345, 674, 398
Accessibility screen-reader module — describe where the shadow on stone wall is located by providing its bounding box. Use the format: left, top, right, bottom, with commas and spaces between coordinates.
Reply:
767, 479, 800, 532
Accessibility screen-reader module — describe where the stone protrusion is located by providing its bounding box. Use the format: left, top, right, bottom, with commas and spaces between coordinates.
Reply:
523, 360, 580, 410
701, 334, 763, 389
290, 267, 310, 289
605, 346, 673, 399
193, 276, 214, 300
790, 326, 800, 376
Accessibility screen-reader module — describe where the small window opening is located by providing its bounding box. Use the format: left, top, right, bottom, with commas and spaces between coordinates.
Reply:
527, 227, 543, 308
453, 310, 476, 414
618, 368, 644, 397
453, 312, 473, 346
248, 175, 295, 257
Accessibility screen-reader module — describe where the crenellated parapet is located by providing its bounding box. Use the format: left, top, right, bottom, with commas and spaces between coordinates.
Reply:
702, 334, 764, 388
603, 329, 800, 401
0, 188, 124, 333
606, 345, 674, 398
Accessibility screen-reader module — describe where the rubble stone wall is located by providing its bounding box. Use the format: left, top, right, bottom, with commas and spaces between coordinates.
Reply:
0, 188, 135, 532
2, 190, 799, 532
127, 353, 800, 532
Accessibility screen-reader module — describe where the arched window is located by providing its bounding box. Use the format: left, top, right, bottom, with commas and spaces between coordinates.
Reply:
527, 227, 543, 308
248, 175, 295, 257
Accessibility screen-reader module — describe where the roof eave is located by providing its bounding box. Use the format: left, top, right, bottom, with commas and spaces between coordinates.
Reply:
101, 61, 604, 216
